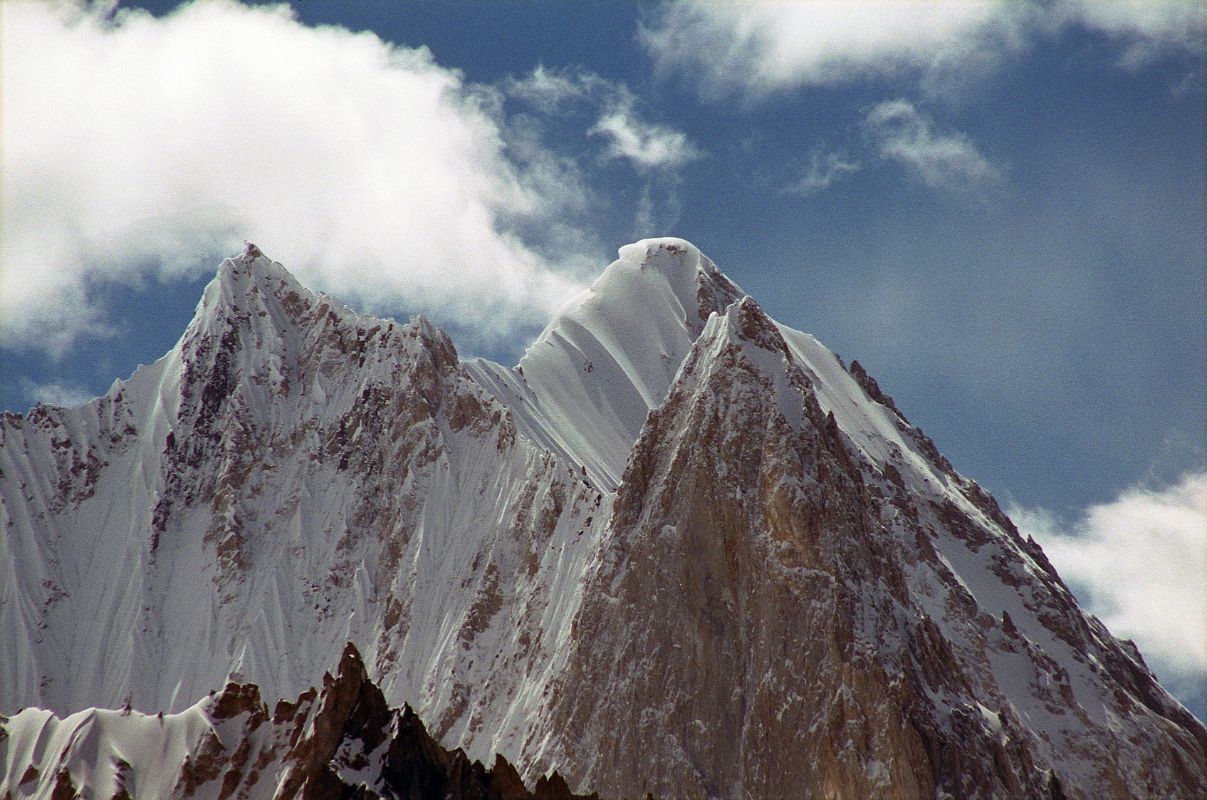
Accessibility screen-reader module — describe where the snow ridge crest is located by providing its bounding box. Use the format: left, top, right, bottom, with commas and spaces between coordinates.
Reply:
2, 239, 1205, 800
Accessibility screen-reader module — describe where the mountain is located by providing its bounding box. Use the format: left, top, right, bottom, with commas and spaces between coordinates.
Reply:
0, 643, 596, 800
2, 239, 1204, 798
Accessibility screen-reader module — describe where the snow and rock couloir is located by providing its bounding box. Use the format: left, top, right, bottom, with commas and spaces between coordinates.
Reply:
1, 239, 1204, 798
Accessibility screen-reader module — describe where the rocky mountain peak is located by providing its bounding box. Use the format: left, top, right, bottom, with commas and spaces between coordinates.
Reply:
172, 247, 461, 422
2, 241, 1204, 799
202, 244, 315, 319
726, 294, 792, 358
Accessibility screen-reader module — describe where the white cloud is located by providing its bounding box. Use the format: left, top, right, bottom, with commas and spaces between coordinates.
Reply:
589, 94, 703, 172
507, 67, 703, 173
641, 1, 1030, 99
784, 149, 861, 196
864, 100, 999, 190
1056, 0, 1207, 68
641, 0, 1204, 99
19, 378, 96, 408
1012, 470, 1207, 689
1, 0, 597, 355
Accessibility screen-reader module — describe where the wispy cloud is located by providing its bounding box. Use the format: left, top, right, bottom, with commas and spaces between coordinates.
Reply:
2, 1, 598, 355
505, 66, 701, 235
784, 149, 861, 196
507, 66, 703, 173
503, 64, 592, 113
864, 100, 1000, 191
1055, 0, 1207, 69
1011, 469, 1207, 699
590, 96, 703, 172
19, 378, 96, 409
641, 0, 1205, 100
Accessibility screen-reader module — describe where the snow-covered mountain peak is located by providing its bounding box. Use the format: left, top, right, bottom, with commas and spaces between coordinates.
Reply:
617, 236, 704, 283
196, 248, 347, 344
5, 239, 1207, 798
609, 237, 744, 329
467, 238, 746, 489
195, 246, 453, 367
174, 246, 464, 407
717, 294, 792, 357
205, 243, 311, 312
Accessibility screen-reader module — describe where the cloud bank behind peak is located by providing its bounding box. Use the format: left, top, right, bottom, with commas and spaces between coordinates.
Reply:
2, 0, 599, 355
1012, 469, 1207, 712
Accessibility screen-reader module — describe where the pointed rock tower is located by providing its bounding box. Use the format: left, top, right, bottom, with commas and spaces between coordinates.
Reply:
1, 240, 1203, 799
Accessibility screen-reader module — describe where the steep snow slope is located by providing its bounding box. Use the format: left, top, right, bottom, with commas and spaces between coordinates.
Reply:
2, 239, 1204, 799
466, 239, 742, 490
529, 295, 1207, 797
0, 246, 607, 757
0, 645, 590, 800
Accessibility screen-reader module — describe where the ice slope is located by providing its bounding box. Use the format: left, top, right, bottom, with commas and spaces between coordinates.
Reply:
0, 703, 216, 799
466, 238, 742, 490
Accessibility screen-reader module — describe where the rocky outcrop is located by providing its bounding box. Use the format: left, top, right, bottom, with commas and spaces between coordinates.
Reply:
529, 296, 1207, 798
0, 644, 598, 800
2, 240, 1204, 799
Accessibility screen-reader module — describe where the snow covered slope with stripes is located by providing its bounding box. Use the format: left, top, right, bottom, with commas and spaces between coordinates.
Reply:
0, 645, 589, 800
2, 239, 1204, 798
466, 240, 743, 491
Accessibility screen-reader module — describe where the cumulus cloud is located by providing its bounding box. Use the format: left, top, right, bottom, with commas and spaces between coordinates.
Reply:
641, 1, 1030, 99
1012, 470, 1207, 693
864, 100, 999, 190
641, 0, 1204, 99
2, 0, 597, 355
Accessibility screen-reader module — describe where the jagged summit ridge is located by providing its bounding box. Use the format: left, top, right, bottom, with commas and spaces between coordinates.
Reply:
2, 240, 1205, 799
533, 267, 1207, 797
0, 643, 597, 800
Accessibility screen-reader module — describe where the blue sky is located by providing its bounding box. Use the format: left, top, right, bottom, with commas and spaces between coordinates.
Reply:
2, 1, 1204, 714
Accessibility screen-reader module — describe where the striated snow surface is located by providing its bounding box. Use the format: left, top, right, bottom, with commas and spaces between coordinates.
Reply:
2, 239, 1204, 799
467, 238, 742, 490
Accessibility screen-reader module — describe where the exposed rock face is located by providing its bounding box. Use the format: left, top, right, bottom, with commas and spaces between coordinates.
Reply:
0, 246, 603, 750
2, 239, 1204, 798
0, 644, 596, 800
530, 293, 1206, 798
